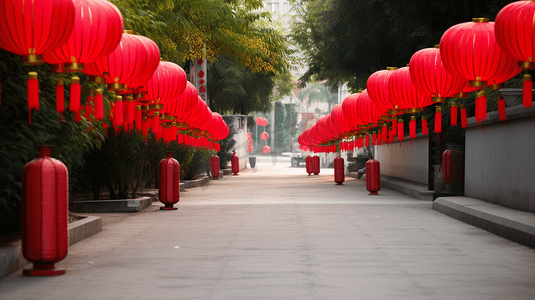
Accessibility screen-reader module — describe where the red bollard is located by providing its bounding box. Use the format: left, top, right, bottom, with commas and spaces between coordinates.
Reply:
366, 159, 381, 195
334, 156, 345, 185
210, 155, 220, 179
231, 151, 239, 175
314, 155, 320, 175
442, 150, 452, 184
21, 145, 68, 276
159, 152, 180, 210
305, 156, 312, 175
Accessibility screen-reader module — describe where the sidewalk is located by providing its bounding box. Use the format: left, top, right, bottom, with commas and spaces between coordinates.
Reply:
1, 160, 534, 299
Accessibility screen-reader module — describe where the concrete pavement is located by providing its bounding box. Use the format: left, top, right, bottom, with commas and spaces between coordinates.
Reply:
1, 156, 534, 299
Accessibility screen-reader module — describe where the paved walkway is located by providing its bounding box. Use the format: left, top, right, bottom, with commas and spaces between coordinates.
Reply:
1, 156, 535, 299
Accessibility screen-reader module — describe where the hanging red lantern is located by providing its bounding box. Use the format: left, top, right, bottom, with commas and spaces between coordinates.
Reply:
450, 102, 458, 126
43, 0, 123, 72
367, 67, 401, 117
21, 145, 68, 276
262, 145, 271, 154
356, 89, 385, 128
143, 61, 187, 106
422, 116, 429, 135
27, 72, 39, 124
260, 132, 269, 141
434, 107, 442, 137
410, 46, 468, 104
460, 104, 468, 128
0, 0, 75, 64
342, 92, 363, 130
159, 152, 180, 210
409, 116, 416, 139
496, 1, 535, 107
389, 66, 434, 112
440, 18, 521, 89
123, 36, 160, 94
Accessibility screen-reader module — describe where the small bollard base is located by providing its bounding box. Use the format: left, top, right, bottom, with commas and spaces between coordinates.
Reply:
160, 205, 178, 210
233, 173, 239, 176
314, 173, 319, 175
23, 264, 65, 276
368, 191, 379, 195
336, 183, 344, 185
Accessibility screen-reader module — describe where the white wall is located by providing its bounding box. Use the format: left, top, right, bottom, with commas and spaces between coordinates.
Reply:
224, 115, 248, 170
464, 105, 535, 212
374, 134, 429, 185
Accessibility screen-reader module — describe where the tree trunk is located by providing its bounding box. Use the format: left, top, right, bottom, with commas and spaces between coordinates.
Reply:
118, 131, 127, 199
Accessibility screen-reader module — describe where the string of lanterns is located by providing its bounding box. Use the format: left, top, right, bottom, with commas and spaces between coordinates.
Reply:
299, 0, 534, 154
0, 0, 229, 150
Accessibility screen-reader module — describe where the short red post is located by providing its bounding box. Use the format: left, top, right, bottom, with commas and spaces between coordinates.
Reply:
313, 155, 320, 175
231, 151, 239, 175
366, 159, 381, 195
159, 152, 180, 210
305, 156, 312, 175
22, 145, 68, 276
211, 155, 220, 179
334, 156, 345, 185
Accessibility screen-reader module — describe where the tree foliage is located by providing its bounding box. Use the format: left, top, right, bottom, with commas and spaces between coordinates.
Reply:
290, 0, 514, 91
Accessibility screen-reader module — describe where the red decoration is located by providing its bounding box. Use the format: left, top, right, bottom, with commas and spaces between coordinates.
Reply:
199, 79, 205, 84
144, 61, 187, 105
397, 119, 404, 143
356, 89, 385, 127
450, 102, 458, 126
440, 18, 521, 88
0, 0, 75, 65
367, 67, 399, 114
21, 145, 68, 276
389, 66, 433, 112
159, 152, 180, 210
313, 155, 320, 175
409, 116, 416, 139
460, 105, 468, 128
56, 79, 64, 120
434, 107, 442, 135
365, 133, 370, 147
366, 159, 381, 195
123, 36, 160, 93
441, 150, 452, 184
135, 106, 142, 131
409, 46, 467, 103
421, 116, 428, 136
523, 74, 533, 108
198, 70, 205, 78
231, 152, 239, 175
199, 86, 206, 93
262, 145, 271, 154
260, 132, 269, 141
210, 155, 220, 179
342, 93, 363, 130
94, 89, 104, 121
113, 96, 123, 129
43, 0, 123, 72
475, 91, 487, 122
27, 72, 39, 124
498, 95, 507, 123
334, 156, 344, 185
69, 77, 80, 118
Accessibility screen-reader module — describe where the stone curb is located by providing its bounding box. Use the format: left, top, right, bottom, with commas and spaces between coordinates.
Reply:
70, 197, 152, 213
0, 215, 102, 278
433, 197, 535, 249
348, 172, 433, 200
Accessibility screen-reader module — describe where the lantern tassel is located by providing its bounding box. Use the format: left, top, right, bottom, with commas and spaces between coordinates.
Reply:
135, 106, 142, 131
476, 90, 487, 123
460, 104, 468, 128
69, 77, 81, 120
397, 119, 404, 146
113, 96, 123, 129
152, 112, 160, 135
421, 116, 428, 136
434, 107, 442, 141
365, 134, 370, 148
523, 74, 532, 108
409, 116, 416, 140
372, 132, 376, 146
451, 102, 458, 126
498, 95, 506, 124
94, 89, 104, 121
56, 79, 64, 121
382, 124, 388, 143
27, 72, 39, 125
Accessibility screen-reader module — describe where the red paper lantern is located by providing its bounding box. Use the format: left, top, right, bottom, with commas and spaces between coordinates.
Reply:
21, 145, 68, 276
0, 0, 75, 64
262, 145, 271, 154
355, 89, 385, 127
260, 132, 269, 141
367, 67, 401, 115
409, 46, 468, 103
123, 36, 160, 93
440, 18, 520, 88
143, 61, 187, 105
43, 0, 123, 72
389, 66, 433, 112
342, 93, 362, 130
159, 152, 179, 210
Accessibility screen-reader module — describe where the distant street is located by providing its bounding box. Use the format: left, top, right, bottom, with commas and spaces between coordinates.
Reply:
1, 158, 534, 300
